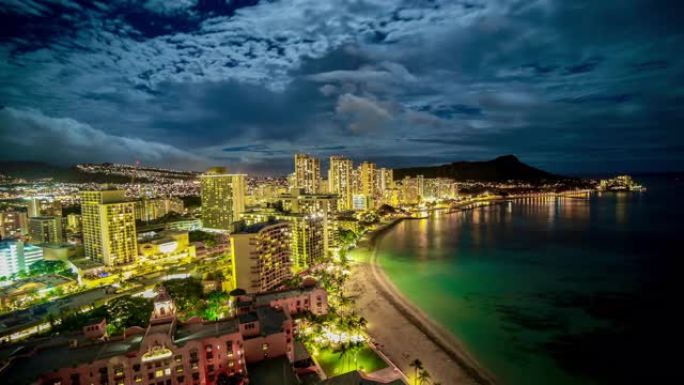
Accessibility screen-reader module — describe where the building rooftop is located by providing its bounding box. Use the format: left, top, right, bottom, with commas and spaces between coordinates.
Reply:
255, 307, 288, 335
247, 356, 300, 385
280, 191, 338, 200
238, 312, 258, 324
174, 319, 240, 345
0, 240, 41, 250
2, 316, 252, 384
0, 275, 74, 297
234, 219, 286, 234
253, 286, 319, 307
238, 307, 288, 336
28, 216, 58, 221
0, 334, 144, 385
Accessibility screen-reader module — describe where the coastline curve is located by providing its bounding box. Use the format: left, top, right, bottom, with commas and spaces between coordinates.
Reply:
363, 218, 497, 385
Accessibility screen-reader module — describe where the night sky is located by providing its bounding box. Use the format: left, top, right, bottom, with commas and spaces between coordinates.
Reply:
1, 0, 682, 175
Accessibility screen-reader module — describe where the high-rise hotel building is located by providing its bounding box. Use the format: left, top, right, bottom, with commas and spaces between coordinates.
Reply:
376, 167, 395, 206
293, 153, 321, 194
241, 212, 327, 272
200, 167, 246, 232
328, 155, 354, 211
81, 190, 137, 266
376, 168, 394, 194
230, 220, 292, 293
359, 161, 377, 209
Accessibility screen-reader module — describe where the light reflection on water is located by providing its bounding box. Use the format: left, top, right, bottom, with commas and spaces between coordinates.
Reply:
376, 180, 678, 385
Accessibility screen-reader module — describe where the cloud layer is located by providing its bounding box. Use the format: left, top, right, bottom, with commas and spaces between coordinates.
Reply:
0, 107, 206, 168
1, 0, 682, 174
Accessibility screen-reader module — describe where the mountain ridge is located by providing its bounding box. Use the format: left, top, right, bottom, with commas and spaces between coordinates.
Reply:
0, 161, 131, 183
393, 155, 562, 182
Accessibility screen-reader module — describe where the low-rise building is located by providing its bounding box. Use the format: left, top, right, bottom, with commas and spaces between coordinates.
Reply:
352, 194, 369, 211
0, 240, 43, 278
41, 243, 79, 261
0, 275, 76, 308
138, 231, 196, 262
1, 288, 295, 385
166, 219, 202, 232
252, 283, 328, 317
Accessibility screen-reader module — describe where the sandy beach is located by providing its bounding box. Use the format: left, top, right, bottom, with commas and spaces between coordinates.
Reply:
345, 220, 497, 385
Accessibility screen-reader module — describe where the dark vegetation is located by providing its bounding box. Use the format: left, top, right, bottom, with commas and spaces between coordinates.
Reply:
55, 295, 153, 335
0, 260, 75, 281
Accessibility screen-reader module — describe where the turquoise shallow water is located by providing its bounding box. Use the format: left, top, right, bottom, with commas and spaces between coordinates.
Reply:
376, 176, 681, 385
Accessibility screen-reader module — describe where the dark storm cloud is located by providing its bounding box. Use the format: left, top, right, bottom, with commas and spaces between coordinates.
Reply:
145, 78, 332, 147
0, 106, 206, 168
0, 0, 682, 173
564, 58, 602, 75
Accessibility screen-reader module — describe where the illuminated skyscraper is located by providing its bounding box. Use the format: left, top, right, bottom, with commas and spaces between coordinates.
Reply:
134, 197, 184, 222
351, 167, 361, 195
200, 167, 246, 231
230, 220, 292, 293
27, 198, 40, 218
286, 214, 326, 271
359, 161, 377, 209
376, 168, 394, 194
241, 212, 327, 272
376, 168, 395, 206
398, 176, 423, 205
423, 177, 458, 200
281, 189, 338, 251
328, 155, 354, 211
294, 154, 321, 194
28, 216, 63, 244
81, 190, 137, 266
26, 198, 62, 217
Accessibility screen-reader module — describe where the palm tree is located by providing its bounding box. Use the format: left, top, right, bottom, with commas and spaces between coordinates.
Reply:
409, 359, 423, 385
351, 340, 363, 370
337, 342, 351, 372
418, 368, 431, 385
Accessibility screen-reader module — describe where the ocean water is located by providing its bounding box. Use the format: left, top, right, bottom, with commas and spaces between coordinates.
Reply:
376, 176, 681, 385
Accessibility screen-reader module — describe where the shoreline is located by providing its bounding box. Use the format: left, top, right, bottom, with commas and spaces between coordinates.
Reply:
346, 216, 497, 385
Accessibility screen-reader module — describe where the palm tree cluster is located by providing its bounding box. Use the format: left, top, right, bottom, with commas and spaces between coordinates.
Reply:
409, 359, 437, 385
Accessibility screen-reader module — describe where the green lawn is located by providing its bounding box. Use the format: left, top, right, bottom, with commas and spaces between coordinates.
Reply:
314, 344, 388, 377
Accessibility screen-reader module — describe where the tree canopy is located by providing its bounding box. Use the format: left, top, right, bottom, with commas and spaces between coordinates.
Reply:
161, 278, 204, 316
